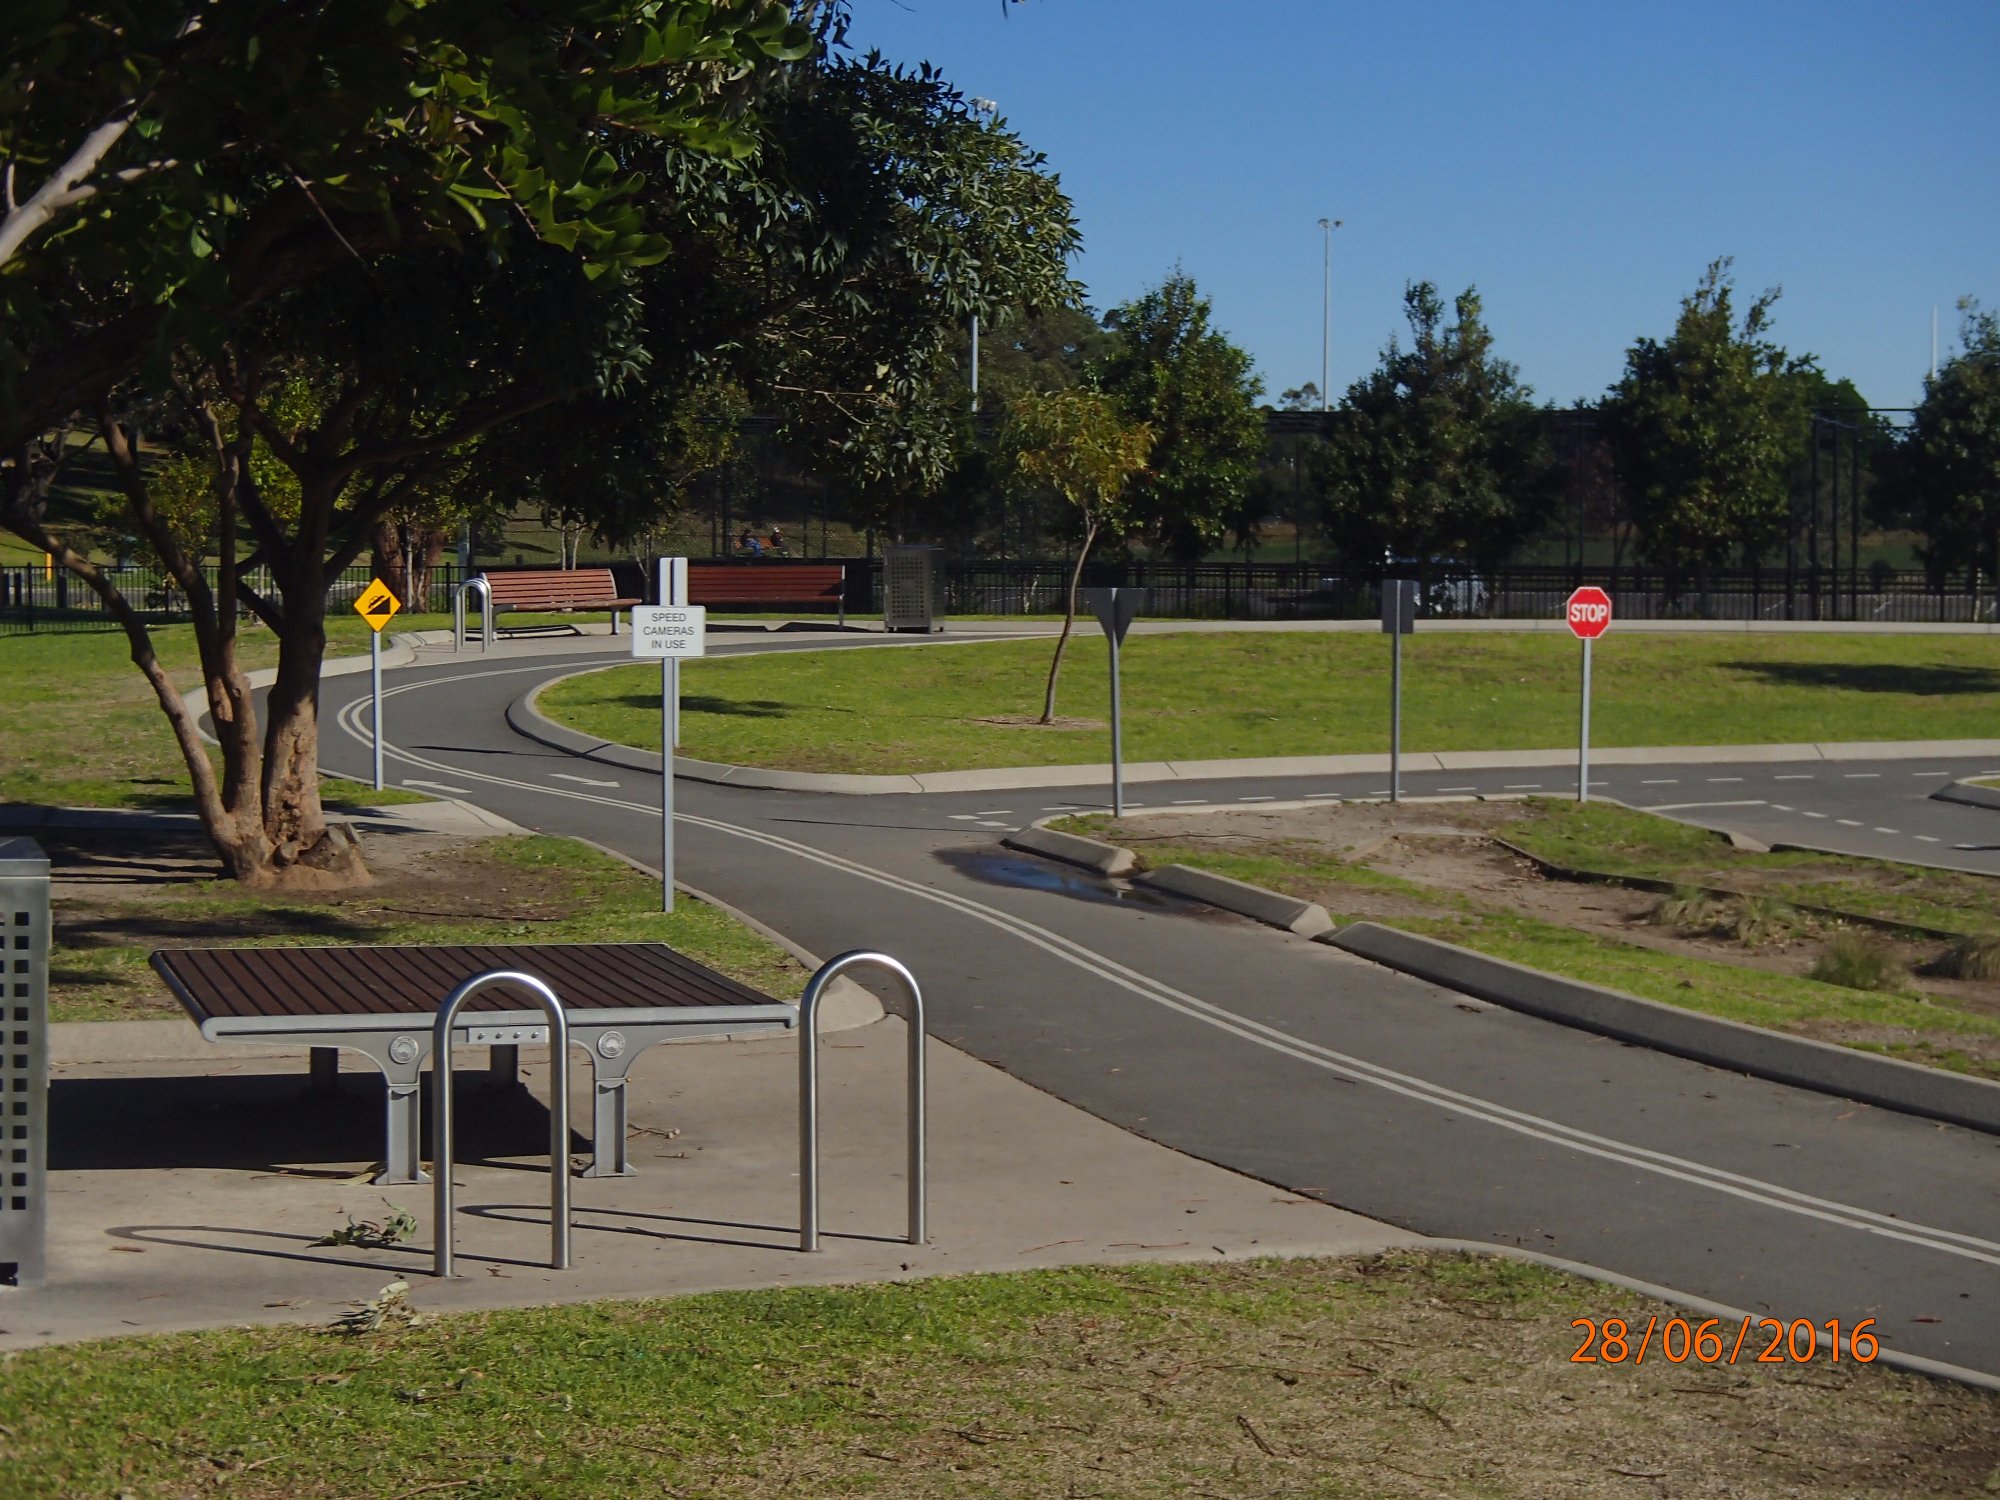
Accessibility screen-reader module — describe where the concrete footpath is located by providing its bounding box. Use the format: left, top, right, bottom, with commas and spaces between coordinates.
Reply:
6, 1016, 1415, 1348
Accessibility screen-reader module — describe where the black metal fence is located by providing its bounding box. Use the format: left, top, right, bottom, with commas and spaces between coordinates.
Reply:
5, 557, 1994, 637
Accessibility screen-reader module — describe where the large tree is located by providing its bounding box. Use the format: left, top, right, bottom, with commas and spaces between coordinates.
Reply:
1884, 301, 2000, 589
1096, 271, 1264, 561
1601, 259, 1815, 586
1, 7, 1078, 887
1316, 281, 1552, 570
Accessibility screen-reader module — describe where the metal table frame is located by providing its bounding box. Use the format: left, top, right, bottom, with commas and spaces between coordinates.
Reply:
153, 966, 797, 1186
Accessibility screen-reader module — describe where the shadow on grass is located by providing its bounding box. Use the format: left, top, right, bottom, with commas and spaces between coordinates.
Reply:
59, 910, 387, 948
625, 693, 797, 719
1722, 661, 2000, 695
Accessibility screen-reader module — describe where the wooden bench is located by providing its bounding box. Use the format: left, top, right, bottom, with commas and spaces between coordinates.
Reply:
477, 567, 641, 636
685, 563, 847, 627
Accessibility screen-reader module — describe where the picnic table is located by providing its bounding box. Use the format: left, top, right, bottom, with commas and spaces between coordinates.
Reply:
151, 942, 797, 1185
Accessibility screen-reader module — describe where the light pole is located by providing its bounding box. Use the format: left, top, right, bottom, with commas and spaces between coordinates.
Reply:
1318, 217, 1341, 411
971, 98, 1000, 414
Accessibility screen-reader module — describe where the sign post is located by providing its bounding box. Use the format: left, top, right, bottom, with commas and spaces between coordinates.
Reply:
1079, 587, 1146, 817
1381, 580, 1419, 802
352, 579, 403, 790
1565, 586, 1613, 802
631, 587, 706, 912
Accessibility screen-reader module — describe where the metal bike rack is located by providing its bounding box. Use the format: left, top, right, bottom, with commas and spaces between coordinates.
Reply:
452, 575, 492, 653
797, 951, 926, 1252
432, 970, 571, 1277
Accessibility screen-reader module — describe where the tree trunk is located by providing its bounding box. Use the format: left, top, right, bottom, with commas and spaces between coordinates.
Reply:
1040, 520, 1098, 724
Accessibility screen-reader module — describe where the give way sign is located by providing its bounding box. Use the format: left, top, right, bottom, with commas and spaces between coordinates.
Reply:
1566, 586, 1613, 639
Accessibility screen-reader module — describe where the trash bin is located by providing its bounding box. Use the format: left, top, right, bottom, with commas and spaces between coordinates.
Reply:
0, 839, 48, 1287
883, 545, 941, 633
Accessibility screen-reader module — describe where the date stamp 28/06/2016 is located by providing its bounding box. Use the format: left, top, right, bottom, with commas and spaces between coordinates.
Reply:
1572, 1316, 1880, 1367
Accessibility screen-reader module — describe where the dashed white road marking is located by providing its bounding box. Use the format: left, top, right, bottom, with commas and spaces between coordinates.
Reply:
1239, 795, 1276, 802
1172, 799, 1209, 805
1707, 777, 1744, 783
1774, 774, 1815, 781
1912, 771, 1952, 778
1440, 786, 1477, 793
1844, 773, 1881, 780
1915, 835, 1941, 843
973, 809, 1013, 816
1837, 819, 1863, 827
1772, 804, 1793, 812
1504, 783, 1542, 790
1873, 827, 1900, 835
949, 814, 984, 821
1802, 811, 1828, 819
1644, 799, 1769, 812
977, 820, 1011, 828
1641, 779, 1678, 785
1305, 792, 1343, 800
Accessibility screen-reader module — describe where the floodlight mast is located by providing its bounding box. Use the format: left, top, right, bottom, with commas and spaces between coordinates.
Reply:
1318, 218, 1342, 412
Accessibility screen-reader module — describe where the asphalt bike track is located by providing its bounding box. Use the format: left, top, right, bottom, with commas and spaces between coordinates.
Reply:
312, 637, 2000, 1374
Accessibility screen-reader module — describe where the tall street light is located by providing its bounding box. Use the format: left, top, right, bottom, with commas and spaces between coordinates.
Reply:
1318, 217, 1342, 412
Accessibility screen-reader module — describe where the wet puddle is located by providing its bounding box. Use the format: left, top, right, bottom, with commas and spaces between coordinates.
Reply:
934, 847, 1198, 912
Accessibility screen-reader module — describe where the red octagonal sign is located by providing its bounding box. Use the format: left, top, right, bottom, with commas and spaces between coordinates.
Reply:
1566, 586, 1613, 639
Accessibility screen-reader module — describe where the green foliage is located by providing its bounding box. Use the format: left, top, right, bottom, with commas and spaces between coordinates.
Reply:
1316, 282, 1554, 566
1928, 935, 2000, 982
1602, 259, 1815, 581
1884, 300, 2000, 583
1005, 388, 1155, 524
1808, 930, 1906, 992
1097, 270, 1266, 560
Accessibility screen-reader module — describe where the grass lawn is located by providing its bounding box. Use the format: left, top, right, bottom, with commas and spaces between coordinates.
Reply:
1057, 800, 2000, 1081
0, 616, 450, 810
50, 833, 804, 1023
2, 1251, 1991, 1498
540, 631, 2000, 774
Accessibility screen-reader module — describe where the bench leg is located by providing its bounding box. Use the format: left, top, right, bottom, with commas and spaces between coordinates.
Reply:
363, 1044, 431, 1186
309, 1046, 341, 1096
487, 1043, 520, 1090
581, 1042, 640, 1178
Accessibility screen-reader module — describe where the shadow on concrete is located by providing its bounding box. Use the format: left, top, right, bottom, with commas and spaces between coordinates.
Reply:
49, 1072, 586, 1173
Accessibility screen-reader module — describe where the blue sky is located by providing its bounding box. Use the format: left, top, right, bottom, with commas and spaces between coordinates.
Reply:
845, 1, 1997, 411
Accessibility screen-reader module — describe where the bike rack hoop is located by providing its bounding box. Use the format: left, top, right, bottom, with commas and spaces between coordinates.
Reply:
432, 970, 571, 1277
797, 951, 926, 1253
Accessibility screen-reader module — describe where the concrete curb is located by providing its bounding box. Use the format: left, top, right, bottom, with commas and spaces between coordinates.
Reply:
1137, 864, 1335, 939
1326, 921, 2000, 1136
1003, 825, 1136, 876
1933, 779, 2000, 813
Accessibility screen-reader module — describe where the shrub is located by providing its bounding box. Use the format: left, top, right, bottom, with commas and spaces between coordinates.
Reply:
1925, 935, 2000, 982
1808, 930, 1906, 992
1649, 886, 1722, 935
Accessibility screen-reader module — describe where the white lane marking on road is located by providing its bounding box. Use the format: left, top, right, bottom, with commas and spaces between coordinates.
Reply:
1642, 799, 1769, 812
977, 820, 1011, 828
1239, 795, 1276, 802
1802, 811, 1828, 818
1913, 771, 1952, 777
1707, 777, 1744, 783
1305, 792, 1342, 799
1173, 799, 1210, 805
974, 809, 1013, 817
1837, 819, 1863, 827
1873, 828, 1900, 835
1773, 774, 1815, 781
1641, 779, 1678, 785
948, 814, 983, 821
404, 779, 472, 795
1772, 804, 1793, 812
1844, 773, 1881, 780
1915, 836, 1941, 843
1440, 786, 1477, 793
551, 772, 620, 787
337, 674, 2000, 1271
1503, 783, 1541, 790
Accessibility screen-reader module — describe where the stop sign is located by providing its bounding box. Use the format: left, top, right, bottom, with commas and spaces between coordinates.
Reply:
1566, 586, 1613, 639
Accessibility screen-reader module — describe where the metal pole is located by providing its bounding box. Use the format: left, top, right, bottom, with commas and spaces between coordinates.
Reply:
370, 630, 384, 791
799, 951, 926, 1253
1319, 219, 1330, 410
661, 654, 674, 914
1390, 625, 1403, 803
432, 971, 571, 1278
1108, 629, 1124, 817
970, 314, 980, 414
1578, 635, 1593, 803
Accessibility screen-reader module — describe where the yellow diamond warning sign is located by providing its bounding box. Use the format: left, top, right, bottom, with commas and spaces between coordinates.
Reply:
353, 578, 401, 631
